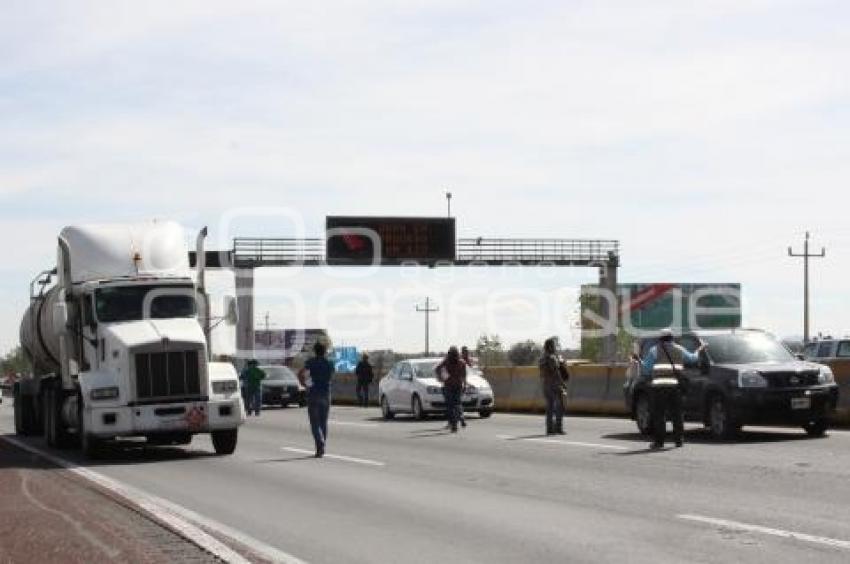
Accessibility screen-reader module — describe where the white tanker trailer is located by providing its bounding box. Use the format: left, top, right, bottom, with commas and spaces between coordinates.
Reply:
15, 220, 245, 458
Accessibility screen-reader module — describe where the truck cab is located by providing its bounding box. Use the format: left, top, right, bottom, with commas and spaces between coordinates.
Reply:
16, 221, 244, 458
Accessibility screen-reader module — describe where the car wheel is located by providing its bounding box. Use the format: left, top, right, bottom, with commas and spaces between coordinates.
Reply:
479, 409, 492, 419
708, 395, 739, 440
635, 393, 652, 436
381, 396, 394, 420
412, 395, 426, 420
803, 419, 828, 438
280, 399, 289, 408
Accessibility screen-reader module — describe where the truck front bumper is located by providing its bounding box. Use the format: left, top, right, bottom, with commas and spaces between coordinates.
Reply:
85, 397, 245, 439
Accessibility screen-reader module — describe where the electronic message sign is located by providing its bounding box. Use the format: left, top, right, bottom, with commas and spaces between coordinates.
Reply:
326, 216, 456, 265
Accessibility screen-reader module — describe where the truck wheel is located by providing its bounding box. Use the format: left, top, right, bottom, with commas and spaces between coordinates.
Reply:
635, 393, 652, 436
44, 386, 73, 449
803, 420, 828, 438
708, 396, 740, 440
211, 429, 238, 455
78, 398, 103, 459
13, 384, 30, 436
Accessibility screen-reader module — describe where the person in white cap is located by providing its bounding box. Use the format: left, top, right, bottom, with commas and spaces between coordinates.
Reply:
632, 329, 706, 449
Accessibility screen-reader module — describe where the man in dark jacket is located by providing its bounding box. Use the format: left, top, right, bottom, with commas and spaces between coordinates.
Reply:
539, 337, 569, 435
355, 353, 374, 407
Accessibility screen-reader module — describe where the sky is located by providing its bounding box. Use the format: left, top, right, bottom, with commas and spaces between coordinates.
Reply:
2, 0, 849, 355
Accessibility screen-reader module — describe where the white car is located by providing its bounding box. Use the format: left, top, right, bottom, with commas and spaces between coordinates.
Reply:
378, 358, 494, 420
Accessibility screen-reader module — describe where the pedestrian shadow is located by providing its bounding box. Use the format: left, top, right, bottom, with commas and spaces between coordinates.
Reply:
603, 428, 813, 445
408, 428, 454, 438
254, 455, 316, 464
500, 434, 551, 441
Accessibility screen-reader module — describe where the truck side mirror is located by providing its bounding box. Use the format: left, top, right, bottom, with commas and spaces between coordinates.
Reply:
224, 296, 239, 326
52, 301, 69, 337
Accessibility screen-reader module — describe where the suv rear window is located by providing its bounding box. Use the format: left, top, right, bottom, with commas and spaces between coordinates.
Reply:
837, 341, 850, 358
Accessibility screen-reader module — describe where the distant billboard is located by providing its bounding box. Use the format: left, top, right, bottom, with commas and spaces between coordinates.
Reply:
254, 329, 330, 364
326, 216, 456, 265
581, 283, 742, 332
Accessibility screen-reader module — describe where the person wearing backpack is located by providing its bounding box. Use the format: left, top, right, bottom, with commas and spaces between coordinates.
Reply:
539, 337, 570, 435
632, 328, 706, 449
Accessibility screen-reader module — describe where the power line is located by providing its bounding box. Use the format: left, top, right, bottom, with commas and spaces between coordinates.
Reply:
788, 231, 826, 344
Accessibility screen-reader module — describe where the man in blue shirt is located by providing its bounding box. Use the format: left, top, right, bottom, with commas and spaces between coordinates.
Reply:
299, 341, 335, 458
632, 329, 706, 449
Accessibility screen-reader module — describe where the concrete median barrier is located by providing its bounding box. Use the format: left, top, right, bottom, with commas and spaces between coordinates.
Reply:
329, 361, 847, 427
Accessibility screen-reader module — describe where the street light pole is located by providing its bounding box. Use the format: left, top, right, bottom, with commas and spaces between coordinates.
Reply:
446, 191, 452, 217
416, 297, 439, 355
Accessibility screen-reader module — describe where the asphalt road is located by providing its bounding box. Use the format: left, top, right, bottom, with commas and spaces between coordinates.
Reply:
2, 401, 849, 564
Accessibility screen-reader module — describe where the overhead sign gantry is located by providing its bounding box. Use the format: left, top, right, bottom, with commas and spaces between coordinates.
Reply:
192, 216, 621, 362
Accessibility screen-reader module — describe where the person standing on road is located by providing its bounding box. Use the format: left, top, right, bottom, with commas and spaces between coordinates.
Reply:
241, 360, 266, 416
538, 337, 569, 435
632, 328, 706, 449
299, 341, 336, 457
355, 353, 374, 408
457, 346, 476, 428
435, 347, 467, 433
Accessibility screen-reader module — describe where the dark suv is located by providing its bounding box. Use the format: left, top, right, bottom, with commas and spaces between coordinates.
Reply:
624, 329, 840, 439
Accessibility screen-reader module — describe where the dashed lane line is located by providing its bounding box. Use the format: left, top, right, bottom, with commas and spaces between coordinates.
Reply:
281, 447, 386, 466
496, 434, 629, 451
678, 514, 850, 551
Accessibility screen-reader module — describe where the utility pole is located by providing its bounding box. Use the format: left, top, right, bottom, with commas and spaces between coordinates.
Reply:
446, 191, 452, 217
788, 232, 825, 344
416, 297, 439, 355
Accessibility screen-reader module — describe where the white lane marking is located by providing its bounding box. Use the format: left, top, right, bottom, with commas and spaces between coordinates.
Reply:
0, 435, 307, 564
496, 434, 629, 451
281, 447, 386, 467
328, 420, 379, 428
678, 514, 850, 551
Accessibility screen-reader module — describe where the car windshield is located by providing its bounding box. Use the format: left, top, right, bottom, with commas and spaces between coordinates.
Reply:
262, 366, 297, 382
413, 362, 440, 379
702, 333, 794, 364
95, 285, 196, 323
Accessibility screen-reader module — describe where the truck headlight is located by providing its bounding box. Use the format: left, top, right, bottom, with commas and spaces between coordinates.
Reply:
737, 370, 768, 388
426, 386, 442, 395
818, 366, 835, 385
90, 386, 119, 400
212, 380, 239, 394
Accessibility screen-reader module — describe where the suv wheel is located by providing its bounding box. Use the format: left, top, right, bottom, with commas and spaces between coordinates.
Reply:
635, 393, 651, 436
381, 396, 394, 420
412, 395, 426, 420
709, 396, 740, 440
803, 419, 828, 438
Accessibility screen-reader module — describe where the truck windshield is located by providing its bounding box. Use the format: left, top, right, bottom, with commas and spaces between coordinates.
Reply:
702, 333, 794, 364
95, 285, 197, 323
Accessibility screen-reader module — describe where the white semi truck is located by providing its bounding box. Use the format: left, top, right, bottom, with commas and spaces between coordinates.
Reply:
14, 220, 245, 458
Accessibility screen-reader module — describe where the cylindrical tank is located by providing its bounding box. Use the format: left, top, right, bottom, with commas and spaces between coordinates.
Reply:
19, 287, 62, 376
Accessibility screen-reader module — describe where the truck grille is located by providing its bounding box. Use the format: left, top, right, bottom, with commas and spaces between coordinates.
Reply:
764, 371, 819, 388
135, 350, 201, 401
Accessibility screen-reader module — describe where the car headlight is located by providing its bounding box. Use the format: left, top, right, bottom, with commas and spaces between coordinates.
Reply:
90, 386, 119, 400
426, 386, 443, 395
212, 380, 239, 394
737, 370, 768, 388
818, 365, 835, 385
